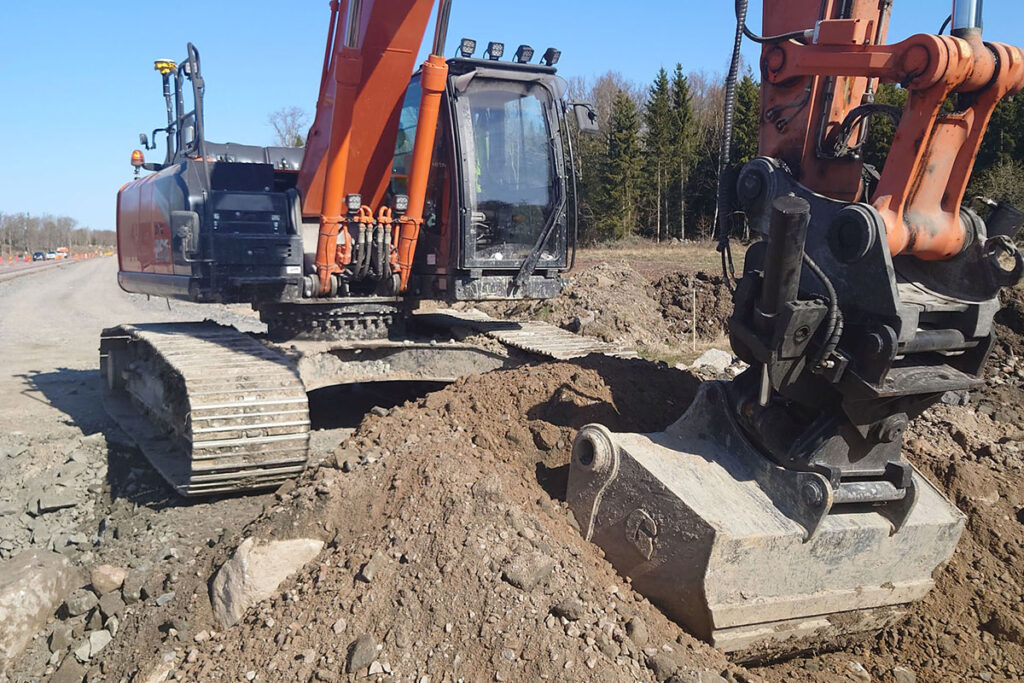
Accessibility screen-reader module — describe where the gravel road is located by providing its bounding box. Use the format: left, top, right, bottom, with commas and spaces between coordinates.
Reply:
0, 258, 306, 681
0, 257, 262, 436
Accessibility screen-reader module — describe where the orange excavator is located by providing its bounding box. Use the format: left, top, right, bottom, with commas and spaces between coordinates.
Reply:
568, 0, 1024, 654
102, 0, 597, 495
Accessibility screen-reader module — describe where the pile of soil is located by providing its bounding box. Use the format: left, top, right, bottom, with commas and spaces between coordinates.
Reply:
480, 262, 733, 359
485, 262, 672, 350
47, 268, 1024, 683
94, 359, 751, 682
653, 271, 733, 341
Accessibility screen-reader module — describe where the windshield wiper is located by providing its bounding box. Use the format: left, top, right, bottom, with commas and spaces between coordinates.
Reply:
511, 195, 565, 293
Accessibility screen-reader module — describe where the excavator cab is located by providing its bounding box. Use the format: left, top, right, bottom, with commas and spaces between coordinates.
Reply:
393, 55, 574, 301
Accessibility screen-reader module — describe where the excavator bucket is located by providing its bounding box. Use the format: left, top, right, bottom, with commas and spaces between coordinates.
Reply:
566, 382, 965, 654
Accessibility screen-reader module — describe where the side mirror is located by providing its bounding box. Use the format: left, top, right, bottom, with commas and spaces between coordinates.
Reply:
571, 102, 600, 135
139, 133, 150, 149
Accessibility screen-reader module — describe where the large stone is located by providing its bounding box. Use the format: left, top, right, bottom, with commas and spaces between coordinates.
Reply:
88, 629, 112, 658
210, 537, 324, 627
121, 571, 145, 604
37, 485, 77, 513
64, 589, 98, 617
90, 564, 127, 596
346, 633, 377, 674
50, 656, 87, 683
0, 550, 81, 673
501, 552, 554, 591
98, 591, 125, 620
690, 349, 733, 374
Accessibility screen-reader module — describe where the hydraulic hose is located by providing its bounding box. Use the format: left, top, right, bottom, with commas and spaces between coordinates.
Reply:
734, 0, 813, 44
802, 252, 844, 370
716, 0, 749, 288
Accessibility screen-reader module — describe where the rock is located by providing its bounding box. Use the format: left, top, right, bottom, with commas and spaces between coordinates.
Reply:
90, 564, 127, 596
531, 423, 561, 451
596, 633, 619, 658
155, 591, 176, 606
691, 349, 733, 374
73, 639, 91, 663
357, 552, 388, 583
626, 616, 649, 647
122, 571, 144, 604
64, 588, 98, 617
50, 623, 75, 653
88, 629, 112, 657
347, 633, 377, 673
210, 536, 324, 627
80, 433, 108, 450
940, 390, 970, 406
892, 666, 916, 683
846, 660, 871, 682
332, 617, 347, 635
551, 597, 585, 621
0, 550, 82, 672
646, 652, 679, 681
135, 652, 178, 683
37, 486, 77, 513
471, 474, 504, 504
50, 656, 87, 683
98, 591, 125, 619
501, 551, 555, 591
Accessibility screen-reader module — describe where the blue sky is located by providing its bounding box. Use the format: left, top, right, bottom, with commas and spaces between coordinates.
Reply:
2, 1, 1021, 231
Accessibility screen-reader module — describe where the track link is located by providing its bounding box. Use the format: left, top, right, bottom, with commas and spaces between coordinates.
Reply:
100, 322, 309, 496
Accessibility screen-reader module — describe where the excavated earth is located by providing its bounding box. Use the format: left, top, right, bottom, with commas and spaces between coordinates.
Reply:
477, 262, 733, 362
4, 258, 1024, 683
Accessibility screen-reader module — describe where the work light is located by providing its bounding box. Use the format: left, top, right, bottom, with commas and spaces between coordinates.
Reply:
485, 42, 504, 60
514, 45, 534, 64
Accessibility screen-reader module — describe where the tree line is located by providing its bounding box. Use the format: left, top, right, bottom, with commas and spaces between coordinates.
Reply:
570, 67, 1024, 245
0, 213, 115, 257
567, 66, 758, 244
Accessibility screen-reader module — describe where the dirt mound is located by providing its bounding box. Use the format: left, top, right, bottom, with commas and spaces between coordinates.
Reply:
997, 285, 1024, 332
484, 261, 673, 350
93, 359, 753, 682
653, 271, 733, 340
479, 262, 733, 364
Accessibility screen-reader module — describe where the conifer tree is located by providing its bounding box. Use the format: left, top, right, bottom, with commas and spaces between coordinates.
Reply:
731, 72, 761, 166
643, 68, 675, 241
670, 64, 695, 238
602, 90, 643, 239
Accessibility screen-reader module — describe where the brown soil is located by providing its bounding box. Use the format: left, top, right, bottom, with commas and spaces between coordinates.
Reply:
11, 257, 1024, 683
653, 271, 733, 341
95, 359, 749, 682
478, 261, 734, 363
95, 274, 1024, 682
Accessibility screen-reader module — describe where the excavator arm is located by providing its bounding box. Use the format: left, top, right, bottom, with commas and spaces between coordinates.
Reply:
297, 0, 451, 295
567, 0, 1024, 654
